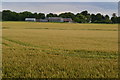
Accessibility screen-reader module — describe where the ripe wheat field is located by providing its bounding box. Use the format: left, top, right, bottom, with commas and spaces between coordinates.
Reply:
2, 22, 118, 78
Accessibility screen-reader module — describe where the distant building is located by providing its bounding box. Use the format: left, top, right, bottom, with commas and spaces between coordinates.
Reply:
63, 18, 73, 22
40, 19, 48, 22
48, 17, 64, 22
25, 18, 36, 22
36, 19, 48, 22
36, 19, 40, 22
25, 17, 73, 23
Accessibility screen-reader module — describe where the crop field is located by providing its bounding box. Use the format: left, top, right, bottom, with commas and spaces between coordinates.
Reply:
2, 22, 118, 78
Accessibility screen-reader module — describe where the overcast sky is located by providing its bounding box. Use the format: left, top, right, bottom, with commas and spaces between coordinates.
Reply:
2, 0, 120, 2
2, 2, 118, 17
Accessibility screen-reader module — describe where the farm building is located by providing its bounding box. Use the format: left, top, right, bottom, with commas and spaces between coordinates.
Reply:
36, 19, 48, 22
48, 17, 64, 22
63, 18, 73, 22
25, 17, 73, 23
25, 18, 36, 22
40, 19, 48, 22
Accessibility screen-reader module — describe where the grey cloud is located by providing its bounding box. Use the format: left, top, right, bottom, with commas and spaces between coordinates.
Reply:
2, 2, 118, 17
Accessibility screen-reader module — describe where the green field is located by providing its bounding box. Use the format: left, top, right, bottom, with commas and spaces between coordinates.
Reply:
2, 22, 118, 78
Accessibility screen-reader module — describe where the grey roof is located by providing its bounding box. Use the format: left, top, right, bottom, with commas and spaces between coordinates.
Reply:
48, 17, 63, 19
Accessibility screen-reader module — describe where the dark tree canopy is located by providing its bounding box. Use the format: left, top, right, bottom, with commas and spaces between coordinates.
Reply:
46, 13, 58, 17
74, 13, 86, 23
59, 12, 75, 20
2, 10, 120, 23
2, 10, 45, 21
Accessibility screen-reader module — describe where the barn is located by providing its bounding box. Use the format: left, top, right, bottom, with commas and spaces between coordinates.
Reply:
36, 19, 48, 22
48, 17, 64, 22
63, 18, 73, 22
40, 19, 48, 22
25, 17, 73, 23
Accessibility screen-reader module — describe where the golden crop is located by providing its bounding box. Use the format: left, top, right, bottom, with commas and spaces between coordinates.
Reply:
2, 22, 118, 78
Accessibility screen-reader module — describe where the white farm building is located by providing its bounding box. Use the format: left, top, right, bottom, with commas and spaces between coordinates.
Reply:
25, 18, 36, 22
25, 17, 73, 23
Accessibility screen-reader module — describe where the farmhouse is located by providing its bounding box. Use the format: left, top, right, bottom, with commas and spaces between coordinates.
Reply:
25, 18, 36, 22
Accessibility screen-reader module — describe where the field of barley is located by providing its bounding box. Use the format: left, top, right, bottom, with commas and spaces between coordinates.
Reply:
2, 22, 118, 78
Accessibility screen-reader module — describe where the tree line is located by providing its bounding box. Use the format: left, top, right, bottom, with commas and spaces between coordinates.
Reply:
1, 10, 120, 23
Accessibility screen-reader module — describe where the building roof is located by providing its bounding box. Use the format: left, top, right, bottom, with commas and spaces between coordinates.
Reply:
63, 18, 72, 21
25, 18, 36, 20
48, 17, 63, 19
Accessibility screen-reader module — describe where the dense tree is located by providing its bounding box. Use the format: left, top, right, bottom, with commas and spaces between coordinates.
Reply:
111, 17, 118, 23
94, 13, 104, 23
111, 13, 118, 23
80, 11, 91, 23
46, 13, 58, 17
104, 15, 112, 23
92, 13, 112, 23
59, 12, 75, 19
1, 10, 119, 23
117, 17, 120, 23
2, 10, 18, 21
74, 13, 86, 23
33, 13, 38, 19
81, 11, 88, 16
86, 14, 91, 23
38, 13, 45, 19
91, 14, 96, 23
18, 11, 34, 21
112, 13, 117, 17
0, 11, 2, 21
27, 12, 45, 19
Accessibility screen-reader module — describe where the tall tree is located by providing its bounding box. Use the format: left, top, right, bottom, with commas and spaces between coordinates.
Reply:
91, 14, 96, 23
117, 17, 120, 23
104, 15, 112, 23
2, 10, 119, 23
81, 10, 88, 16
112, 13, 117, 17
74, 13, 86, 23
111, 13, 118, 23
94, 13, 105, 23
59, 12, 75, 19
46, 13, 58, 17
80, 11, 91, 23
2, 10, 18, 21
18, 11, 34, 21
38, 13, 45, 19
